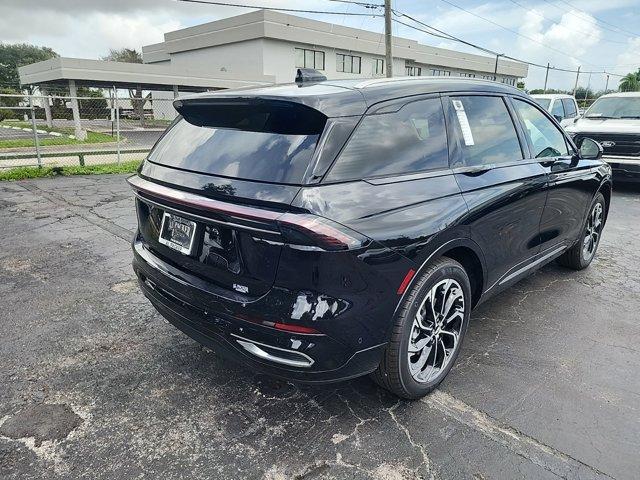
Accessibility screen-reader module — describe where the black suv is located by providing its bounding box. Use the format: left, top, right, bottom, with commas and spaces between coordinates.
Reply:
129, 76, 611, 399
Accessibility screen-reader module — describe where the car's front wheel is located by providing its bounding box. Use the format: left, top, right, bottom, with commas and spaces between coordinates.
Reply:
371, 257, 471, 399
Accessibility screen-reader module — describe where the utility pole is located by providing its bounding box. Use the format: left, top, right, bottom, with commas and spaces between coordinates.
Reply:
572, 66, 581, 96
543, 62, 550, 93
584, 72, 592, 107
605, 74, 610, 92
384, 0, 393, 78
493, 53, 504, 81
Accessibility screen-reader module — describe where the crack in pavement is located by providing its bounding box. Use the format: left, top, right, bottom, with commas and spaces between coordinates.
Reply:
423, 390, 615, 480
386, 399, 438, 480
19, 181, 134, 243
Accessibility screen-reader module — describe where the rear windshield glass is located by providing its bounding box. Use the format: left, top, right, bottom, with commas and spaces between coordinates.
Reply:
533, 98, 551, 110
148, 118, 321, 184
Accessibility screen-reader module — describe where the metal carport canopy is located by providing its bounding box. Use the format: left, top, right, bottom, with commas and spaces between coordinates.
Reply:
18, 57, 276, 91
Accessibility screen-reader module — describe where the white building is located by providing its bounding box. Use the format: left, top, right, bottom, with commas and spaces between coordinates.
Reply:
18, 9, 527, 133
142, 9, 527, 86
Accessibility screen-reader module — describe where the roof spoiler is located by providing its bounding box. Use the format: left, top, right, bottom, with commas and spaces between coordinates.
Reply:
295, 68, 327, 84
173, 96, 327, 135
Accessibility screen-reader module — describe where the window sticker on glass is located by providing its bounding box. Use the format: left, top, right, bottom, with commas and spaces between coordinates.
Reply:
452, 100, 475, 146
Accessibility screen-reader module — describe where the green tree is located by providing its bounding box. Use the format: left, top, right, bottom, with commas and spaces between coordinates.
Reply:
101, 48, 149, 125
102, 48, 143, 64
0, 43, 58, 89
0, 87, 22, 107
77, 87, 108, 119
619, 70, 640, 92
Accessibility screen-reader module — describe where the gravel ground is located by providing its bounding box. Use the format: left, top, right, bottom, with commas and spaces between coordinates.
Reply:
0, 174, 639, 480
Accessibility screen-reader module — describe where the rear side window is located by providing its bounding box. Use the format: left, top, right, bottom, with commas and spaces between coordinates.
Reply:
450, 96, 523, 167
148, 116, 322, 185
562, 98, 577, 118
325, 98, 447, 181
512, 99, 569, 158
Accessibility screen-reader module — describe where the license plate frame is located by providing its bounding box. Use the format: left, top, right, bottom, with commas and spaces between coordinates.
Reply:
158, 212, 197, 255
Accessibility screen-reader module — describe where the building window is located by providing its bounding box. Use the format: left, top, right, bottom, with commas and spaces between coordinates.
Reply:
373, 58, 384, 75
482, 75, 494, 80
431, 69, 451, 76
295, 48, 325, 70
336, 53, 362, 74
501, 77, 516, 86
459, 72, 476, 78
406, 66, 422, 76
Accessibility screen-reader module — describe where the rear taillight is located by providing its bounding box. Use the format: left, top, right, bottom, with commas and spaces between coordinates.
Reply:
128, 176, 370, 251
277, 213, 370, 251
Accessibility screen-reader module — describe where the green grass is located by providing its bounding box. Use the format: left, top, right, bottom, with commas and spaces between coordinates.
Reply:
0, 121, 116, 148
0, 160, 141, 181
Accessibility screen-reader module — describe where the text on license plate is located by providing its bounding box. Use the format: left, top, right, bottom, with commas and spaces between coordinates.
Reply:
158, 212, 197, 255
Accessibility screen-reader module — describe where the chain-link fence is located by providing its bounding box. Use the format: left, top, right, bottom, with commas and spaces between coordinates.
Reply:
0, 91, 178, 169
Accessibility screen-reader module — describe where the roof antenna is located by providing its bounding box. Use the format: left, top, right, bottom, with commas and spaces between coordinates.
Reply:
295, 68, 327, 84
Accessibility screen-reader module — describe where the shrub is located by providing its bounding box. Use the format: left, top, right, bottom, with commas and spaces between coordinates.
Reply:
0, 108, 16, 121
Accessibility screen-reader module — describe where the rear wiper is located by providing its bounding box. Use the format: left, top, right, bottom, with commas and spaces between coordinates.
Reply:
620, 116, 640, 119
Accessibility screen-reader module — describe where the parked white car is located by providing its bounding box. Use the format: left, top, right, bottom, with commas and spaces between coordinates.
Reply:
565, 92, 640, 183
531, 94, 580, 128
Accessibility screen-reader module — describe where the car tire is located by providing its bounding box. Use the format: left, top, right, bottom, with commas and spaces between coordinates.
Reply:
557, 192, 606, 271
371, 257, 471, 399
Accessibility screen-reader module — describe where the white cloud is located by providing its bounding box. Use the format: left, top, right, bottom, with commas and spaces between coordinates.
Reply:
615, 37, 640, 71
517, 9, 601, 67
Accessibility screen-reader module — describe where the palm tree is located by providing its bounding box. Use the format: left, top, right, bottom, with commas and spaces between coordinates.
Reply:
619, 72, 640, 92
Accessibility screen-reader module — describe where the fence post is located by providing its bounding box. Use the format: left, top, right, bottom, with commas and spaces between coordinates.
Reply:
28, 94, 42, 168
114, 86, 121, 164
41, 87, 53, 128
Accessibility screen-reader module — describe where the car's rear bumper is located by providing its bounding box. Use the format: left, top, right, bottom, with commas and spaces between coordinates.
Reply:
132, 237, 386, 383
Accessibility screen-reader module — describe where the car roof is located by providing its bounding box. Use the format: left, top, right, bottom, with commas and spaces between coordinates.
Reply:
178, 76, 527, 117
599, 91, 640, 98
530, 94, 574, 99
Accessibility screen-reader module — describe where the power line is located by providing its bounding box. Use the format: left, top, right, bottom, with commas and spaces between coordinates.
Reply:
391, 11, 625, 77
539, 0, 633, 39
554, 0, 639, 38
177, 0, 629, 80
507, 0, 629, 45
325, 0, 383, 8
435, 0, 593, 66
177, 0, 383, 16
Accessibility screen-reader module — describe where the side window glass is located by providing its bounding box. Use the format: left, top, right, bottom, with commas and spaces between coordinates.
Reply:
551, 99, 565, 118
512, 99, 569, 158
325, 98, 448, 181
562, 98, 577, 118
450, 96, 523, 167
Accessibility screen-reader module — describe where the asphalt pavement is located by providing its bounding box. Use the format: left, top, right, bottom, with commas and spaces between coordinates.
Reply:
0, 175, 639, 480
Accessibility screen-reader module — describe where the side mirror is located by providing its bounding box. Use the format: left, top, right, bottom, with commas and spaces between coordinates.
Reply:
553, 114, 563, 122
578, 137, 603, 160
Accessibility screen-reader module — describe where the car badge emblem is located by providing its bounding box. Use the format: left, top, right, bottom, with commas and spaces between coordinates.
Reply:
233, 283, 249, 294
601, 141, 616, 148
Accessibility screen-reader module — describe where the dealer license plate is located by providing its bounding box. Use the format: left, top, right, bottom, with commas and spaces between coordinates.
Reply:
158, 212, 197, 255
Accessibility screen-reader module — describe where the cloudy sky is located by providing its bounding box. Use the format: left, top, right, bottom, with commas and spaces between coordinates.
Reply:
1, 0, 639, 91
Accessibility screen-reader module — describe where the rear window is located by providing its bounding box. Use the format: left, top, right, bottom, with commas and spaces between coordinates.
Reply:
562, 98, 577, 117
534, 98, 551, 110
148, 103, 326, 184
325, 98, 447, 181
